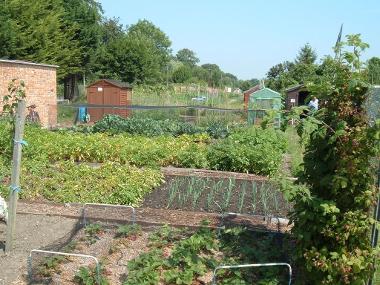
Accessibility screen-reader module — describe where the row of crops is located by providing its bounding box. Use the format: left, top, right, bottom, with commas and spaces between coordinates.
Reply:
0, 117, 288, 210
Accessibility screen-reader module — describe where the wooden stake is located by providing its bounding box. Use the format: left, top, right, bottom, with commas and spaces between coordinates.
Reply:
5, 100, 26, 253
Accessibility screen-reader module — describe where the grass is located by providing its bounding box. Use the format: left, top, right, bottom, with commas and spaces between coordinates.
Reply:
284, 127, 304, 177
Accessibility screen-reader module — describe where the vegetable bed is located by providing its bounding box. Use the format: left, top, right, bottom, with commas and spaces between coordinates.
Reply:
30, 222, 292, 285
142, 176, 292, 217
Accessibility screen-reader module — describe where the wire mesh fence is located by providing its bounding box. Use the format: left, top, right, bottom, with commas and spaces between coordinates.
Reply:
56, 103, 252, 128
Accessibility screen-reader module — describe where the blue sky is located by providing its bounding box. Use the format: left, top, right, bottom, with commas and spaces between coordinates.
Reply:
98, 0, 380, 80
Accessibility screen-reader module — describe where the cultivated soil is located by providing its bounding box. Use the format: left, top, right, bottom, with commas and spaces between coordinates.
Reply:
0, 200, 290, 284
143, 175, 292, 217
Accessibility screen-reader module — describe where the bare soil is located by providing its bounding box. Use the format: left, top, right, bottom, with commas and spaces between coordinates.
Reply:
0, 214, 79, 284
0, 200, 290, 284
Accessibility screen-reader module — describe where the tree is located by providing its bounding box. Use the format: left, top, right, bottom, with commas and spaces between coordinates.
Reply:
295, 43, 317, 65
0, 0, 82, 81
367, 57, 380, 84
123, 20, 172, 83
172, 65, 193, 83
290, 35, 379, 284
200, 63, 223, 87
176, 48, 199, 66
61, 0, 103, 99
265, 44, 318, 92
238, 79, 260, 91
266, 61, 297, 91
94, 19, 172, 84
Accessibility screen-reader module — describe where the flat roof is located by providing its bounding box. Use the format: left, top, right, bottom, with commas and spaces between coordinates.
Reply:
0, 59, 58, 68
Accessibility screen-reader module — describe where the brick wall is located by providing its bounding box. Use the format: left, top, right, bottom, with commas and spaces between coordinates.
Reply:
0, 61, 57, 128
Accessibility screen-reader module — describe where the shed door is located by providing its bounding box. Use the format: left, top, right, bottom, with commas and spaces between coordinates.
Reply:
87, 86, 104, 122
103, 86, 119, 116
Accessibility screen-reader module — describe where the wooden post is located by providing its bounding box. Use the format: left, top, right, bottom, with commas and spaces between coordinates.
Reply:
5, 100, 26, 253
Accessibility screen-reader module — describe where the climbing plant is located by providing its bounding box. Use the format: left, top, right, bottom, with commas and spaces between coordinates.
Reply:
1, 79, 26, 162
290, 35, 380, 284
2, 79, 26, 116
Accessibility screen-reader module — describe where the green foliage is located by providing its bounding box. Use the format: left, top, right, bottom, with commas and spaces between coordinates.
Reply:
176, 48, 199, 67
265, 43, 318, 92
0, 0, 83, 80
208, 127, 287, 175
290, 35, 380, 284
0, 122, 287, 204
367, 57, 380, 84
172, 65, 193, 83
126, 224, 290, 285
16, 161, 162, 206
74, 264, 109, 285
37, 255, 65, 277
2, 79, 26, 115
116, 224, 142, 238
124, 249, 164, 285
90, 115, 233, 139
85, 223, 102, 237
91, 115, 203, 137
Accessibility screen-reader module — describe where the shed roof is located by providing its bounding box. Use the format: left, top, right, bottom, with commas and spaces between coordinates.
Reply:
251, 87, 282, 99
243, 84, 261, 95
285, 84, 306, 93
87, 79, 132, 89
0, 59, 58, 68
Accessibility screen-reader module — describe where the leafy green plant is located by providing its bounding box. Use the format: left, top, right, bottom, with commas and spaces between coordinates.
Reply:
251, 181, 258, 214
84, 223, 102, 244
290, 35, 380, 284
116, 224, 142, 238
90, 114, 233, 139
37, 255, 65, 277
222, 178, 235, 211
238, 181, 247, 213
127, 224, 290, 284
74, 264, 109, 285
207, 127, 287, 176
124, 249, 164, 285
2, 79, 26, 116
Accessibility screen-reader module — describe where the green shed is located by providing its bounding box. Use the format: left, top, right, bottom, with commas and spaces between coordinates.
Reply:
247, 87, 283, 126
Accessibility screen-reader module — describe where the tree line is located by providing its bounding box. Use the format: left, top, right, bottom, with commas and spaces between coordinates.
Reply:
265, 42, 380, 92
1, 0, 378, 100
0, 0, 258, 100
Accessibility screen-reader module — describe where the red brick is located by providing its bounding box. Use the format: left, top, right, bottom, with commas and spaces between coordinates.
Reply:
0, 61, 57, 128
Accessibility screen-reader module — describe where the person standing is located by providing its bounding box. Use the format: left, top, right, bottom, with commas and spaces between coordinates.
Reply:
308, 96, 319, 111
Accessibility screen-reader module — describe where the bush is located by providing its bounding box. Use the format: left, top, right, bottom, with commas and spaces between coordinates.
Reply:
208, 127, 287, 176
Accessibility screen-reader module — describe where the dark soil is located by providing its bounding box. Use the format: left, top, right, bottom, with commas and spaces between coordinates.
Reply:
142, 175, 292, 218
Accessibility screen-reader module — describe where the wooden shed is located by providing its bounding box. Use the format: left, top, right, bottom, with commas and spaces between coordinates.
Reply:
243, 84, 261, 110
86, 79, 132, 122
285, 84, 310, 109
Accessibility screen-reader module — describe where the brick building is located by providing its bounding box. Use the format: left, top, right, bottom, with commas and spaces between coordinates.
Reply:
0, 59, 58, 128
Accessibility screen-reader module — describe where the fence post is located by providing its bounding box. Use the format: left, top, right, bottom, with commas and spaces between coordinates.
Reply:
5, 100, 26, 253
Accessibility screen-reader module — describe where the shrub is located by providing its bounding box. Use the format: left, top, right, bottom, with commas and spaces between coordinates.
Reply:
208, 127, 287, 176
290, 36, 380, 284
